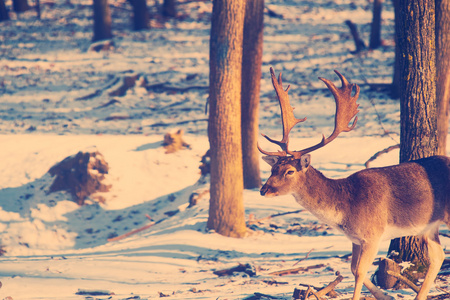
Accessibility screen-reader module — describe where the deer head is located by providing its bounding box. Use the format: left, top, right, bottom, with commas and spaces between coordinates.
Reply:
259, 68, 360, 197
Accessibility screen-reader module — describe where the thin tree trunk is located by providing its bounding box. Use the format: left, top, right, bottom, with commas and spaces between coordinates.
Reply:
12, 0, 28, 12
391, 0, 401, 99
131, 0, 149, 30
93, 0, 113, 42
208, 0, 247, 238
0, 0, 9, 21
36, 0, 40, 19
386, 0, 437, 288
436, 0, 450, 155
369, 0, 383, 49
162, 0, 176, 18
241, 0, 263, 189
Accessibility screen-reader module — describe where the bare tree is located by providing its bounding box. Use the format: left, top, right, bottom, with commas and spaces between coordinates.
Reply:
162, 0, 176, 18
207, 0, 247, 238
369, 0, 383, 49
391, 0, 401, 99
93, 0, 113, 42
241, 0, 264, 189
0, 0, 9, 21
130, 0, 149, 30
386, 0, 438, 287
12, 0, 28, 12
436, 0, 450, 155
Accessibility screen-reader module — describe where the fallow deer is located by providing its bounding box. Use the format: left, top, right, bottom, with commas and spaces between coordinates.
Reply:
259, 68, 450, 300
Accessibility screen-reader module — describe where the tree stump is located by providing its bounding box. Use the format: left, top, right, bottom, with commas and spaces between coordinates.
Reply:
376, 258, 401, 289
48, 151, 110, 205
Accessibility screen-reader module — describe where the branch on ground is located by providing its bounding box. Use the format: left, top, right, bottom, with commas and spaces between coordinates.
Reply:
247, 209, 304, 225
294, 275, 344, 299
269, 264, 324, 276
213, 263, 256, 277
107, 214, 154, 242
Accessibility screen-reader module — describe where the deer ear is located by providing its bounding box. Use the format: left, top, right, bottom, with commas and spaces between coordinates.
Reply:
262, 156, 279, 167
300, 154, 311, 170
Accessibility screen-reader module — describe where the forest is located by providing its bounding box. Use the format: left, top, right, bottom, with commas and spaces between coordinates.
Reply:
0, 0, 450, 299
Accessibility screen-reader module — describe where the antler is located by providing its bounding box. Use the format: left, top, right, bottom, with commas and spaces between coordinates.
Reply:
257, 67, 306, 157
258, 69, 360, 159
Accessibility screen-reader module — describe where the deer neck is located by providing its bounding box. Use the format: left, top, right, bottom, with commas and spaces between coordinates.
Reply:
292, 166, 351, 228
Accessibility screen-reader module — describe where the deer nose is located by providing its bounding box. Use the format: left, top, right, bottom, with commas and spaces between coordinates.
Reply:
260, 184, 268, 196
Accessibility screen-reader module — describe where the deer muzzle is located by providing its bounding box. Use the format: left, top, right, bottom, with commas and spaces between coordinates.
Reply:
260, 183, 276, 197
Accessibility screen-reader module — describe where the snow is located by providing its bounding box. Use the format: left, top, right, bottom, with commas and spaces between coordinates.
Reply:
1, 0, 449, 299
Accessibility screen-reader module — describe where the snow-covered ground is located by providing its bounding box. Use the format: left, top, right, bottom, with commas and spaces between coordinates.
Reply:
1, 0, 449, 299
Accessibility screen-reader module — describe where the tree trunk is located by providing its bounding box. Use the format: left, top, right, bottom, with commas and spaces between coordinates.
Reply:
130, 0, 149, 30
391, 0, 401, 99
12, 0, 28, 12
208, 0, 247, 238
93, 0, 113, 42
36, 0, 40, 19
162, 0, 176, 18
369, 0, 383, 49
241, 0, 263, 189
0, 0, 9, 21
436, 0, 450, 155
386, 0, 437, 288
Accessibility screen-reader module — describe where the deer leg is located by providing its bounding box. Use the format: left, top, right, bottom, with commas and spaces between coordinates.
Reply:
351, 242, 393, 300
415, 229, 444, 300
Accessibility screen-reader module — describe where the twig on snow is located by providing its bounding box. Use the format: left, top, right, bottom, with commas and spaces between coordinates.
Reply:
247, 209, 304, 225
269, 263, 324, 276
293, 248, 315, 266
107, 214, 155, 242
314, 275, 343, 298
296, 275, 343, 299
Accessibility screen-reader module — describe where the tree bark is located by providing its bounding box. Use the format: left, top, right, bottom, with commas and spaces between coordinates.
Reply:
0, 0, 9, 21
93, 0, 113, 42
208, 0, 247, 238
436, 0, 450, 155
130, 0, 149, 30
241, 0, 263, 189
386, 0, 437, 288
369, 0, 383, 49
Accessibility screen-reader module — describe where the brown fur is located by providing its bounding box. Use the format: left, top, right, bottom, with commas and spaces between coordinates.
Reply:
261, 154, 450, 300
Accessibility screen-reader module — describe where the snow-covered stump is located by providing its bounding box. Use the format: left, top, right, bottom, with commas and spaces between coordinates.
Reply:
47, 151, 110, 205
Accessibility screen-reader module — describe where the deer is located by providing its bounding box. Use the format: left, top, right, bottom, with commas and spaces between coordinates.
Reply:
258, 68, 450, 300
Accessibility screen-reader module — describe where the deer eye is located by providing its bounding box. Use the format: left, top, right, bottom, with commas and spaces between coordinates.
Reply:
285, 170, 295, 176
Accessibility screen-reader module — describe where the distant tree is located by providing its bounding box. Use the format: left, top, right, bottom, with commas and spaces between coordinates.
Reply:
0, 0, 9, 21
241, 0, 264, 189
93, 0, 113, 42
369, 0, 382, 49
162, 0, 176, 18
130, 0, 149, 30
436, 0, 450, 155
12, 0, 28, 12
391, 0, 401, 99
386, 0, 438, 287
208, 0, 247, 238
36, 0, 40, 19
